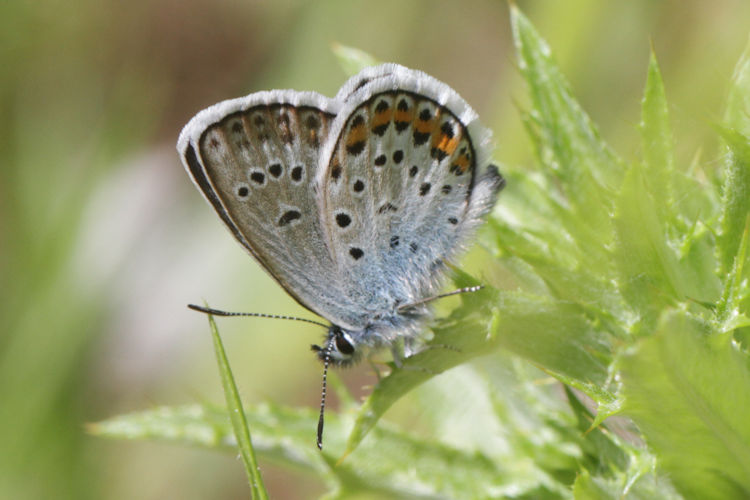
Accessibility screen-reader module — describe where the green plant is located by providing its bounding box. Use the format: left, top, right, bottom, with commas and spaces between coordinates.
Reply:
92, 6, 750, 499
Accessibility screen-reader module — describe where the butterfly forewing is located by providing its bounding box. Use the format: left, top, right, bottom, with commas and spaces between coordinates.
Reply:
180, 95, 367, 329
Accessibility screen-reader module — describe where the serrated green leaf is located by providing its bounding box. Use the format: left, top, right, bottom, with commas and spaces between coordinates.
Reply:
716, 211, 750, 335
573, 468, 682, 500
510, 5, 623, 246
90, 403, 336, 484
612, 163, 685, 328
90, 403, 336, 475
724, 37, 750, 137
717, 126, 750, 277
639, 49, 675, 220
331, 43, 379, 77
345, 287, 613, 454
91, 401, 565, 499
567, 387, 682, 500
620, 310, 750, 499
564, 386, 628, 474
89, 405, 237, 449
718, 38, 750, 280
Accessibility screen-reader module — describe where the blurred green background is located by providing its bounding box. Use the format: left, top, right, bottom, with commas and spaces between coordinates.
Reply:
1, 0, 748, 498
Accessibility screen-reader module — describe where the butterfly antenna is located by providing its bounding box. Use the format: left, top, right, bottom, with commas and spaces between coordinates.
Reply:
397, 285, 484, 312
187, 304, 329, 328
316, 339, 334, 450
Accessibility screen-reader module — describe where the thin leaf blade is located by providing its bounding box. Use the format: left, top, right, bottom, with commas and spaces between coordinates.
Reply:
208, 313, 268, 500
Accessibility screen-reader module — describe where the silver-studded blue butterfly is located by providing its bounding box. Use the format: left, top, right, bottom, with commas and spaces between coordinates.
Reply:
177, 64, 504, 447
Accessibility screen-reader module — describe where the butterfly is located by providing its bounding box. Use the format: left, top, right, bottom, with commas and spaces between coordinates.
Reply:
177, 64, 504, 447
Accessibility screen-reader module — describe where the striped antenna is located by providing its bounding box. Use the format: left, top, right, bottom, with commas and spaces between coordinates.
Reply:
187, 304, 328, 329
316, 339, 334, 450
396, 285, 484, 312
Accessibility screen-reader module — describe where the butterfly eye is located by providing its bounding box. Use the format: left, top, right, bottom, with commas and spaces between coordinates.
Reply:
334, 330, 355, 355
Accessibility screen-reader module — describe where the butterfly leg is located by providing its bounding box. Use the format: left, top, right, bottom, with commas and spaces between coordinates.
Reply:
367, 358, 387, 381
421, 342, 462, 353
387, 339, 442, 375
389, 337, 408, 369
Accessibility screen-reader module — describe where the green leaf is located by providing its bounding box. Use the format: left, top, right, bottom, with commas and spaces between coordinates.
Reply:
566, 385, 681, 499
345, 286, 613, 454
639, 49, 675, 220
90, 404, 335, 478
510, 5, 623, 246
620, 310, 750, 499
331, 43, 379, 77
572, 467, 682, 500
90, 405, 236, 448
716, 211, 750, 335
717, 126, 750, 277
208, 313, 268, 500
612, 163, 683, 326
724, 37, 750, 137
90, 401, 564, 499
718, 39, 750, 277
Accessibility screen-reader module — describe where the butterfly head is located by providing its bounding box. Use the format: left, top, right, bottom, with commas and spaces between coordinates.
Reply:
311, 325, 362, 367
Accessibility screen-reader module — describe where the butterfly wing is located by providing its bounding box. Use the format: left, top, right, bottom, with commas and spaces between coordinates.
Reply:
316, 65, 504, 316
178, 91, 367, 329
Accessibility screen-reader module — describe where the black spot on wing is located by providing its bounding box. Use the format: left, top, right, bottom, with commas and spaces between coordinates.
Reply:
431, 147, 448, 161
413, 131, 430, 146
336, 213, 351, 228
347, 141, 366, 155
440, 121, 455, 138
377, 202, 398, 214
269, 163, 282, 178
305, 115, 320, 129
251, 172, 265, 184
372, 123, 390, 136
291, 165, 303, 182
278, 210, 301, 227
331, 164, 342, 180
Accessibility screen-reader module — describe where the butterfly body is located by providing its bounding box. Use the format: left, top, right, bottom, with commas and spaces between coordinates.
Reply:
178, 64, 503, 366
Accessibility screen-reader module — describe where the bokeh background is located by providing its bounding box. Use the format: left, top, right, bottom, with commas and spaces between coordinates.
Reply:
1, 0, 748, 498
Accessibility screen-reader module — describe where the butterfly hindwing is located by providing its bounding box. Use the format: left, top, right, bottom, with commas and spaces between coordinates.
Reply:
317, 65, 504, 316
